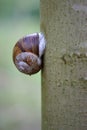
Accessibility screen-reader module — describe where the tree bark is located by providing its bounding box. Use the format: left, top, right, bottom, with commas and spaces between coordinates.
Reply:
40, 0, 87, 130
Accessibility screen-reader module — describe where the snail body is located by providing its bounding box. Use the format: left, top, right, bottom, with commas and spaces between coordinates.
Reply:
13, 33, 46, 75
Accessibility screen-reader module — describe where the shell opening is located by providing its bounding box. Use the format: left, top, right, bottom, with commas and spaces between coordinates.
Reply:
39, 33, 46, 57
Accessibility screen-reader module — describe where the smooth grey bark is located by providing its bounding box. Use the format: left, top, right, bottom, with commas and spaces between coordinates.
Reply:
40, 0, 87, 130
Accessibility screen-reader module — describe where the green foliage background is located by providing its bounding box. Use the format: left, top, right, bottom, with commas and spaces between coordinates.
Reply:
0, 0, 41, 130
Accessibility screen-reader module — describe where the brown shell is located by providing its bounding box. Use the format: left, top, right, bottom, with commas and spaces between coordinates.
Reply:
13, 33, 39, 64
12, 33, 46, 75
15, 52, 41, 75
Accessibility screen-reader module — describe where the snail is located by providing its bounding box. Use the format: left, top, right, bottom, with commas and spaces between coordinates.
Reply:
13, 33, 46, 75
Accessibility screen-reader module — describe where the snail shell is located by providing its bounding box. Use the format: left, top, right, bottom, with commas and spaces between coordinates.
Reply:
13, 33, 46, 75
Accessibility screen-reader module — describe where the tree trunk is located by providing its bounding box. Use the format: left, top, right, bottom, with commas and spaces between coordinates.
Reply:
40, 0, 87, 130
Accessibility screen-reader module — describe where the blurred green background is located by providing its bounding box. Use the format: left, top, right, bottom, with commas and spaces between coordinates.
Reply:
0, 0, 41, 130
